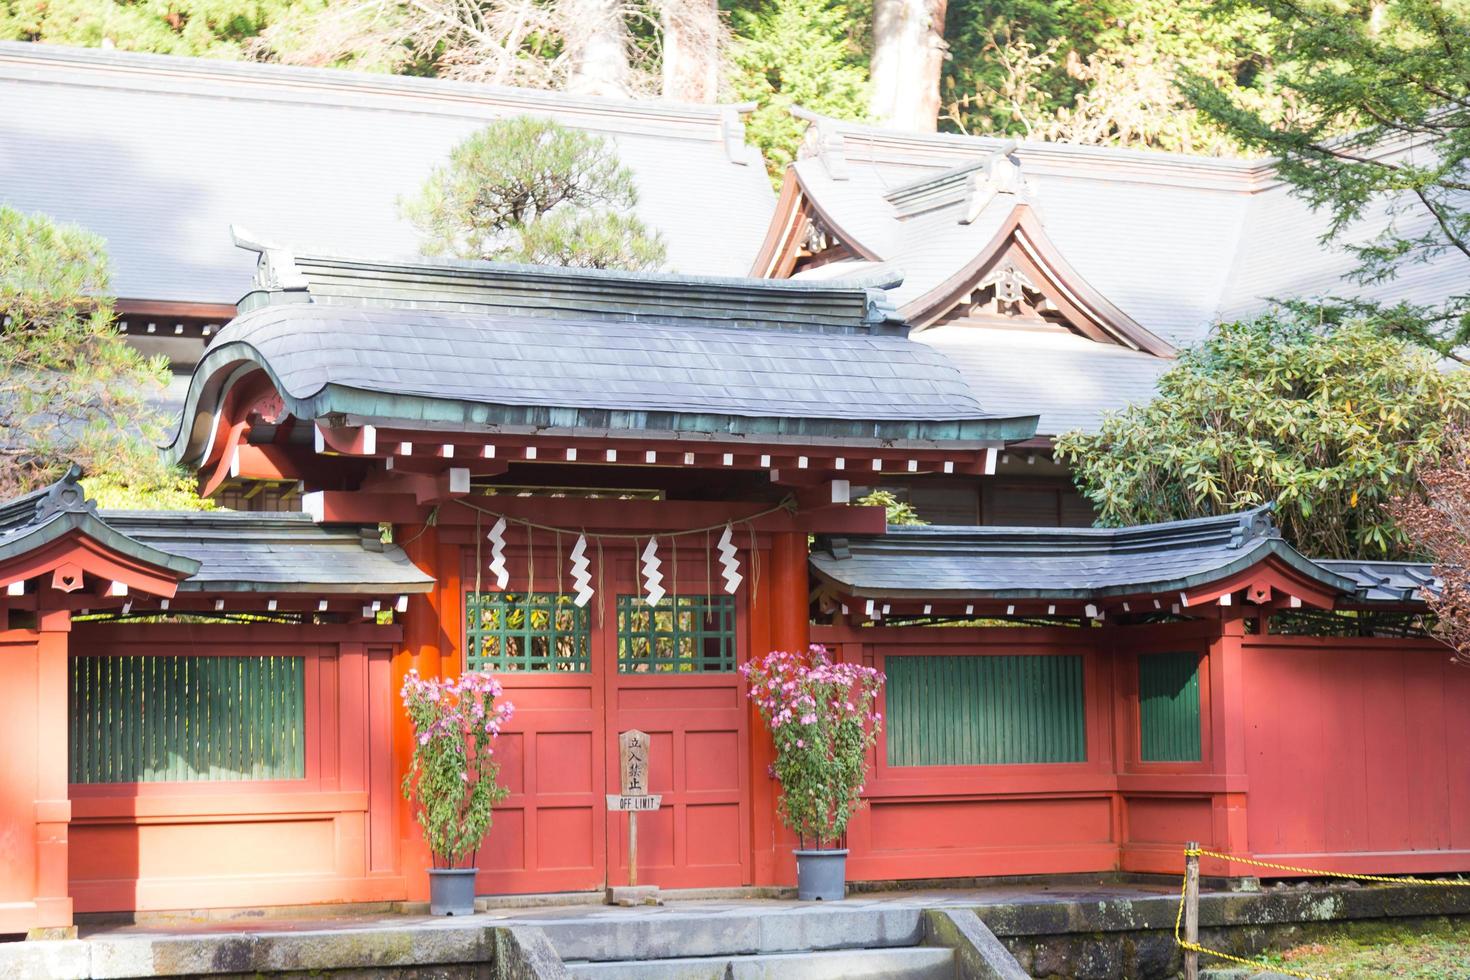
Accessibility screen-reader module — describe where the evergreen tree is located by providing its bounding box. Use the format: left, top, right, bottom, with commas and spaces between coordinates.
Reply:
1184, 0, 1470, 355
0, 206, 205, 506
940, 0, 1282, 153
726, 0, 870, 177
1055, 310, 1470, 559
402, 116, 667, 270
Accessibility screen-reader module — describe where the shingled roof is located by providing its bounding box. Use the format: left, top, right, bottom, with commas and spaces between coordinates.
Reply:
0, 467, 199, 578
0, 470, 431, 598
810, 506, 1358, 603
101, 512, 435, 595
0, 41, 776, 303
169, 249, 1038, 466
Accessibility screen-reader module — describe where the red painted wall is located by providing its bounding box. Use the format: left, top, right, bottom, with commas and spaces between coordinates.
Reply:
0, 616, 72, 934
817, 619, 1470, 883
66, 623, 403, 914
818, 623, 1121, 882
1239, 634, 1470, 875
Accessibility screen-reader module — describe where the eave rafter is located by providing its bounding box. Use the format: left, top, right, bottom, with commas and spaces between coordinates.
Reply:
315, 422, 1003, 477
195, 379, 1019, 502
906, 204, 1175, 357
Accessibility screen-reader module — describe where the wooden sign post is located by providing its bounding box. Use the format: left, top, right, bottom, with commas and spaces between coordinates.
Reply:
606, 730, 662, 905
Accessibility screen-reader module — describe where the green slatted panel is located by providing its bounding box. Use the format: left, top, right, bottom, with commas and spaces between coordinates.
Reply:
616, 594, 736, 673
465, 592, 591, 672
69, 656, 306, 783
886, 655, 1087, 767
1138, 652, 1203, 762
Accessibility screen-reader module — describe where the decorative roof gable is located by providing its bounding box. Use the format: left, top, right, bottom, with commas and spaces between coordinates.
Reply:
905, 203, 1176, 356
755, 146, 1176, 357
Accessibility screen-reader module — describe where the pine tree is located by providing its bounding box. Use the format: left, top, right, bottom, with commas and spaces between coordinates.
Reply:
0, 206, 203, 504
401, 116, 667, 270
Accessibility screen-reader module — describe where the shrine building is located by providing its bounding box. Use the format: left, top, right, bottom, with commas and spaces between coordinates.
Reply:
0, 42, 1467, 933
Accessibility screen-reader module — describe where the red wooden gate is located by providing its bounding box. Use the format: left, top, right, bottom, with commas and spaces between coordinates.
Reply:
469, 544, 751, 894
606, 671, 750, 888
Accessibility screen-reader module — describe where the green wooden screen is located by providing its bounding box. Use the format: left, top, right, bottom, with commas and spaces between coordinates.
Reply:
885, 654, 1086, 767
69, 655, 305, 783
616, 594, 736, 673
1138, 651, 1203, 762
465, 592, 591, 672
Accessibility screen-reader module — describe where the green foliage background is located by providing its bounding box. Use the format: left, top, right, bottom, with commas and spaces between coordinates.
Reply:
1056, 311, 1470, 559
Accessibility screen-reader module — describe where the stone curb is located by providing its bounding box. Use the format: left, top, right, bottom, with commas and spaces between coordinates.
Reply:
0, 921, 518, 979
922, 908, 1029, 980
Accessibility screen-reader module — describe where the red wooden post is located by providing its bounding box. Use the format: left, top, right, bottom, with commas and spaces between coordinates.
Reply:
395, 522, 443, 896
769, 531, 811, 654
751, 530, 809, 885
32, 610, 74, 935
1208, 615, 1250, 871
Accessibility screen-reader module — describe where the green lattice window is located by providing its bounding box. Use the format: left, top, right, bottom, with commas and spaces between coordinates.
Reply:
886, 654, 1087, 767
70, 655, 306, 783
465, 592, 590, 672
616, 594, 736, 673
1138, 652, 1202, 762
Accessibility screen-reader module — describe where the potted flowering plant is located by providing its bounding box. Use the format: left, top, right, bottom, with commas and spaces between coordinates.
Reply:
400, 669, 514, 915
740, 645, 884, 901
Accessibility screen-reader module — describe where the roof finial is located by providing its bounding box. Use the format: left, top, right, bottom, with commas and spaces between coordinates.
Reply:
231, 225, 310, 293
793, 109, 849, 181
31, 464, 96, 525
961, 141, 1027, 225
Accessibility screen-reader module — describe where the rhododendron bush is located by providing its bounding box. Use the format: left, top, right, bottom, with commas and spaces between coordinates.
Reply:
401, 670, 515, 867
740, 646, 884, 847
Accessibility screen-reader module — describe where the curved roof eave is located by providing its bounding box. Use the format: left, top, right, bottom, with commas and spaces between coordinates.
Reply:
169, 340, 1040, 466
809, 536, 1358, 603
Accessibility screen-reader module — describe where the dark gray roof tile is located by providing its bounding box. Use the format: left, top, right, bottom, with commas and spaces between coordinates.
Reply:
811, 506, 1359, 602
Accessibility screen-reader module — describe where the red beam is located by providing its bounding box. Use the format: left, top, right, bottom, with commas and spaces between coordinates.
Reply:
302, 491, 886, 535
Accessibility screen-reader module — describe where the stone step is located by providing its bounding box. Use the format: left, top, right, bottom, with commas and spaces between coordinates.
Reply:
565, 945, 957, 980
528, 905, 926, 962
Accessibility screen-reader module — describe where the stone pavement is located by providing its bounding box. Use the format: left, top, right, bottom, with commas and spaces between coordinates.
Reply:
5, 879, 1186, 979
8, 876, 1462, 979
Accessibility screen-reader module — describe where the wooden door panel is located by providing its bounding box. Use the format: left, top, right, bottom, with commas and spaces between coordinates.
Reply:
478, 675, 605, 893
607, 675, 749, 888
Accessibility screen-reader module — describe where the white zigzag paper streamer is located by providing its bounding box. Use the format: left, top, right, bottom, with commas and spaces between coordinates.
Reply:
569, 534, 594, 608
487, 517, 509, 590
717, 523, 743, 594
641, 537, 665, 606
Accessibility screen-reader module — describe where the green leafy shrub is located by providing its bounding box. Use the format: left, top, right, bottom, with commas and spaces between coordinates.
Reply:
1056, 311, 1470, 558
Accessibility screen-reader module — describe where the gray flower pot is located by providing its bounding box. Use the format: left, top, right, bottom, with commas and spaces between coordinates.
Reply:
794, 848, 848, 901
428, 868, 479, 915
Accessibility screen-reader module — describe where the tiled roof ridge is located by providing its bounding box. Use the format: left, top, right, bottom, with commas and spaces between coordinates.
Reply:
840, 505, 1278, 552
0, 41, 753, 144
791, 108, 1275, 191
236, 245, 911, 335
0, 465, 94, 532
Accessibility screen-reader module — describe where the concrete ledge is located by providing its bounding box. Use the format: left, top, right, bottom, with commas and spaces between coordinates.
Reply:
0, 940, 90, 979
537, 905, 925, 962
976, 882, 1470, 937
1, 922, 525, 979
923, 909, 1029, 980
